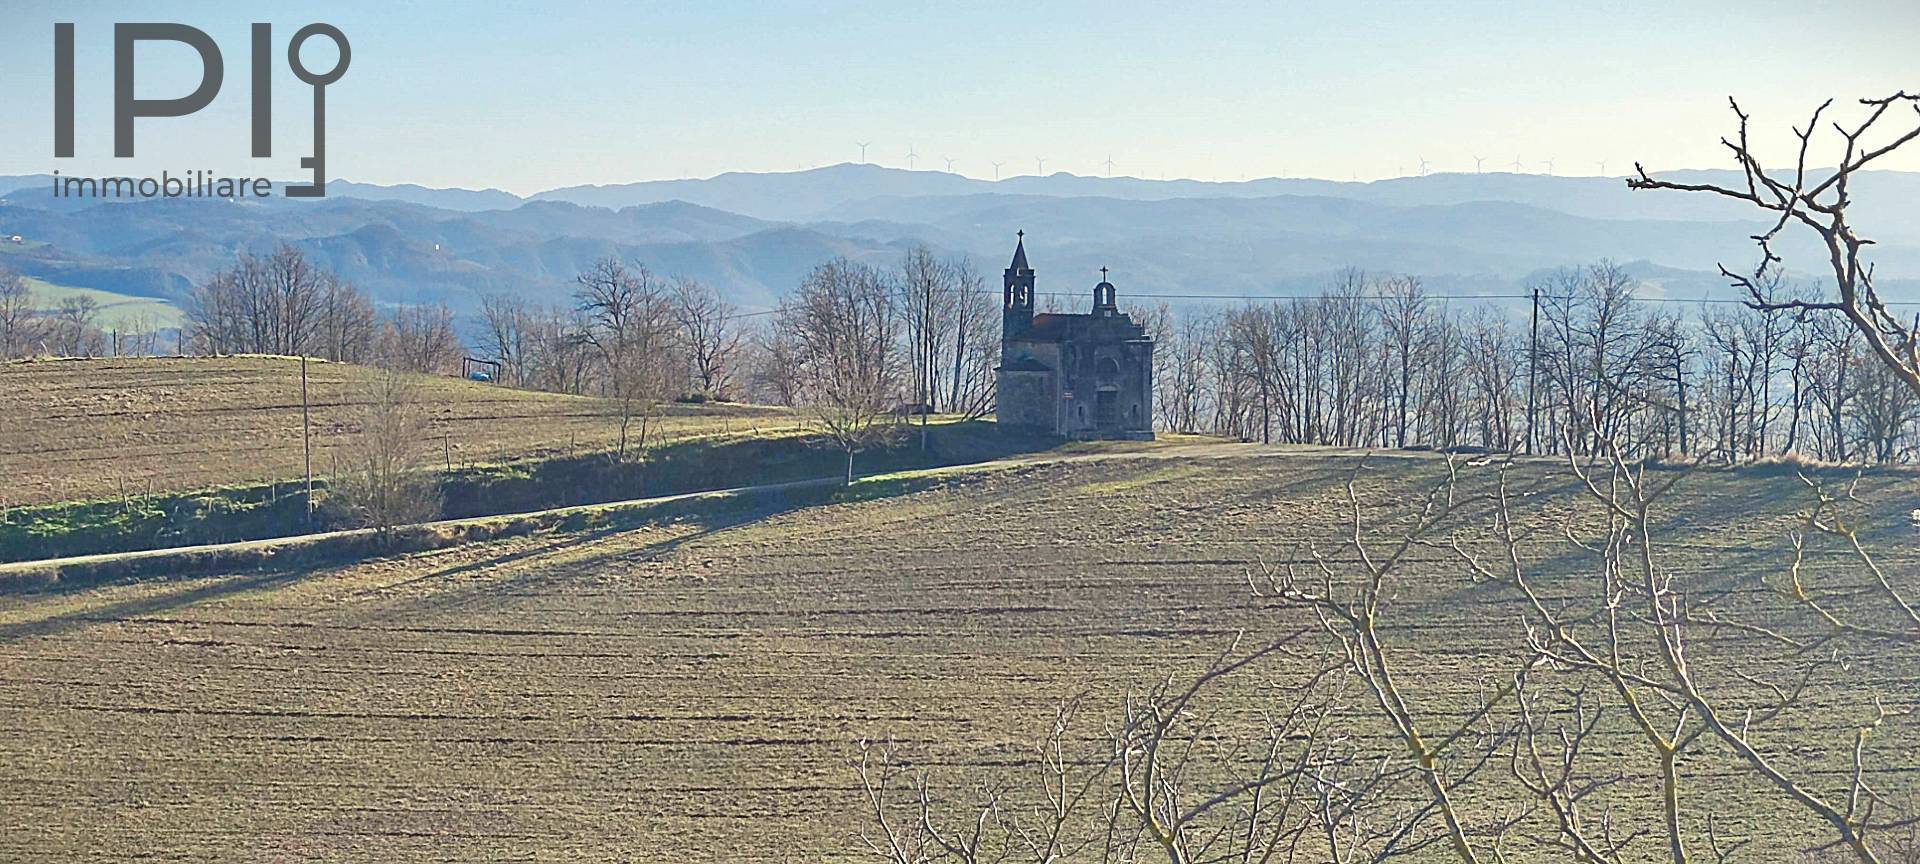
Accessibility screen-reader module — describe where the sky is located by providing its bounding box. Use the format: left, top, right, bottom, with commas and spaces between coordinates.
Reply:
2, 0, 1916, 195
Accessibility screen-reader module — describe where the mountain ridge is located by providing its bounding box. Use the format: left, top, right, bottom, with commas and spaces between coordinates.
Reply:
4, 165, 1918, 318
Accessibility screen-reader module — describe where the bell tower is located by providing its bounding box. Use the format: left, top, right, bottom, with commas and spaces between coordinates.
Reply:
1092, 266, 1118, 317
1003, 230, 1035, 338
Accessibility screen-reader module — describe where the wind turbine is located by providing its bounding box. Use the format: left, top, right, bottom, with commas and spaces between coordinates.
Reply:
1595, 159, 1608, 176
906, 144, 918, 170
1540, 158, 1555, 176
1035, 156, 1046, 175
1512, 155, 1524, 173
991, 161, 1004, 180
1103, 154, 1116, 177
1472, 155, 1486, 174
942, 156, 956, 173
1418, 156, 1432, 176
856, 142, 870, 163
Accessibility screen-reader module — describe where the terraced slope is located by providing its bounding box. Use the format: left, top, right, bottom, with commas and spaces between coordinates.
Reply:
0, 448, 1915, 862
0, 356, 795, 505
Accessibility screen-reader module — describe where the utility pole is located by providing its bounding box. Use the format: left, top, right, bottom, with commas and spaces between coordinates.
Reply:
1525, 286, 1539, 455
1675, 348, 1688, 456
301, 353, 313, 525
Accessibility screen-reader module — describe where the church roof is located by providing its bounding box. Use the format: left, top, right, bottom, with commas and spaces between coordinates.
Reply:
1019, 314, 1079, 341
1029, 314, 1075, 339
1012, 311, 1151, 344
1007, 234, 1030, 272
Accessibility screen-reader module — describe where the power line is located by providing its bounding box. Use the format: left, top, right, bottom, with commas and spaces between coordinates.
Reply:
721, 287, 1920, 320
1003, 289, 1906, 306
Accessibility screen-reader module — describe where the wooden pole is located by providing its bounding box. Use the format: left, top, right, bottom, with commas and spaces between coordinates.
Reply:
301, 354, 313, 525
1525, 286, 1539, 455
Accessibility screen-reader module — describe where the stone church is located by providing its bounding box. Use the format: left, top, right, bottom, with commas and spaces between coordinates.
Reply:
996, 232, 1154, 440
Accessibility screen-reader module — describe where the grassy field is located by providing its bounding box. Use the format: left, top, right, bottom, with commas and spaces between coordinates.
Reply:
0, 447, 1915, 862
0, 356, 798, 506
22, 277, 185, 330
0, 238, 51, 254
0, 420, 1058, 564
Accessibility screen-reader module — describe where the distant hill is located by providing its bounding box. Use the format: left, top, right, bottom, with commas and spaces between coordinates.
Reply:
530, 162, 1920, 239
2, 165, 1918, 314
535, 163, 980, 221
0, 193, 892, 309
325, 180, 526, 212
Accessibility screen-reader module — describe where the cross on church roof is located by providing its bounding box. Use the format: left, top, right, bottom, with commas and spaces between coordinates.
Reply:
1100, 267, 1108, 280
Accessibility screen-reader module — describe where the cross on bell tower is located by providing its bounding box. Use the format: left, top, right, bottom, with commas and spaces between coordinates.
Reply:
1092, 266, 1117, 317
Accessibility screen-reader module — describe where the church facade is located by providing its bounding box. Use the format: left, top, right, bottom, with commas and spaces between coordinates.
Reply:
996, 233, 1155, 440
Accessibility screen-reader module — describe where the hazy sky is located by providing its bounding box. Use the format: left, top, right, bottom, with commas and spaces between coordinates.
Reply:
3, 0, 1916, 194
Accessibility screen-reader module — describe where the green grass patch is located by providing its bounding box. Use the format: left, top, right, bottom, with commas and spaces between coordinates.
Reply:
25, 276, 184, 330
3, 420, 1064, 564
0, 483, 315, 563
0, 465, 961, 594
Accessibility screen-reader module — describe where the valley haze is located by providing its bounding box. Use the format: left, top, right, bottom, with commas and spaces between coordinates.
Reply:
7, 163, 1920, 316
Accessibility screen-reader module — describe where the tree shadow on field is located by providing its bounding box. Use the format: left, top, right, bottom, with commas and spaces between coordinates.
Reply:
1417, 464, 1897, 619
342, 522, 642, 601
352, 480, 890, 622
0, 567, 307, 643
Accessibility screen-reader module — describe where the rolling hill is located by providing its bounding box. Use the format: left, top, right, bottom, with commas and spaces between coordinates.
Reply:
4, 165, 1920, 314
0, 356, 794, 506
1, 446, 1913, 860
22, 278, 184, 330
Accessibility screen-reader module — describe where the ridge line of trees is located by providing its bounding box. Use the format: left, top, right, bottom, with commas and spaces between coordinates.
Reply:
1144, 262, 1919, 465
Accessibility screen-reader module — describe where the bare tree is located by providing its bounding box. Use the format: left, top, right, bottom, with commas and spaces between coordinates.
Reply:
1629, 93, 1920, 397
1254, 459, 1531, 863
946, 258, 999, 421
1463, 309, 1522, 452
780, 258, 901, 483
1151, 304, 1217, 434
110, 310, 162, 357
477, 291, 529, 386
857, 635, 1449, 864
1851, 360, 1920, 464
1379, 276, 1430, 449
898, 244, 959, 449
324, 368, 441, 535
671, 277, 743, 400
316, 272, 377, 363
187, 245, 369, 361
575, 257, 674, 463
1643, 310, 1695, 458
0, 269, 42, 359
1081, 260, 1920, 464
521, 304, 596, 396
378, 302, 463, 375
49, 295, 104, 357
263, 243, 324, 354
744, 319, 803, 407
